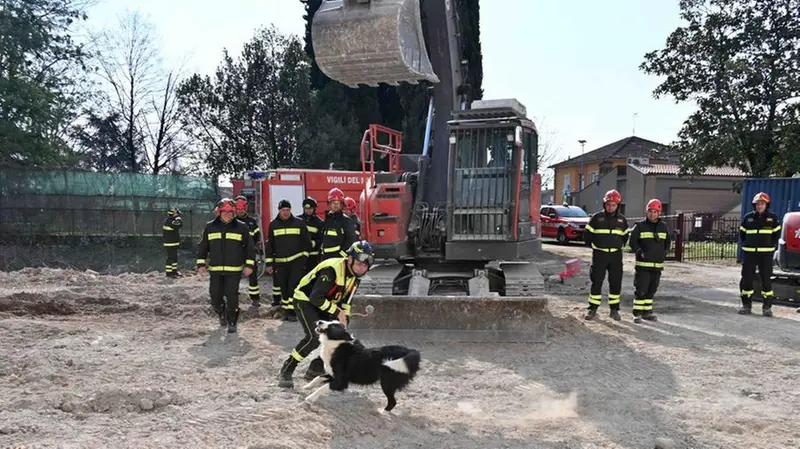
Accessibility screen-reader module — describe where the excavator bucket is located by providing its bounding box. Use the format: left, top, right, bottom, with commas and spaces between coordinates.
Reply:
311, 0, 440, 88
348, 295, 548, 343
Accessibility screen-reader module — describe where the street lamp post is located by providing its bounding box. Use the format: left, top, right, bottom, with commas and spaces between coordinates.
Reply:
578, 139, 586, 191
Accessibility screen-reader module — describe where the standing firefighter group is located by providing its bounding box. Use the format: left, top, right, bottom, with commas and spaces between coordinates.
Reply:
160, 187, 365, 334
584, 189, 779, 322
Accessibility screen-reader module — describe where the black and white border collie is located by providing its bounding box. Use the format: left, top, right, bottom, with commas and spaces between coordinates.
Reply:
302, 320, 421, 413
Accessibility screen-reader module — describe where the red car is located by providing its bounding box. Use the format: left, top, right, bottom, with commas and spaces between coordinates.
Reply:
540, 204, 591, 244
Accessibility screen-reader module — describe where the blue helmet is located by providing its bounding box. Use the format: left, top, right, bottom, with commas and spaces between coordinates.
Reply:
347, 240, 375, 268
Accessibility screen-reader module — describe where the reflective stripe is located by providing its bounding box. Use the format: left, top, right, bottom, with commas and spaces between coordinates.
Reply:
196, 259, 206, 265
207, 265, 243, 272
274, 252, 308, 263
607, 294, 621, 305
741, 289, 754, 296
591, 243, 619, 252
588, 294, 602, 305
264, 258, 274, 263
245, 259, 255, 266
342, 303, 352, 316
274, 228, 302, 236
249, 229, 258, 236
639, 232, 668, 239
291, 349, 304, 361
308, 250, 319, 256
633, 299, 648, 310
635, 261, 665, 268
326, 229, 338, 236
163, 226, 174, 231
323, 245, 341, 253
226, 233, 242, 241
307, 226, 319, 233
163, 242, 180, 247
742, 247, 774, 252
740, 226, 781, 234
208, 232, 222, 240
272, 286, 281, 294
762, 290, 774, 297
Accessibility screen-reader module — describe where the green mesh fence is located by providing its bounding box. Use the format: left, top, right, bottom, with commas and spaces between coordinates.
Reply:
0, 169, 219, 238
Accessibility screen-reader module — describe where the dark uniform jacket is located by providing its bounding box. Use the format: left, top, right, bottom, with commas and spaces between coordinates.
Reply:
350, 215, 362, 239
292, 257, 359, 316
238, 214, 262, 250
629, 218, 671, 270
264, 215, 311, 267
740, 210, 781, 254
196, 217, 256, 273
585, 211, 629, 253
320, 210, 357, 258
298, 212, 324, 257
162, 215, 182, 247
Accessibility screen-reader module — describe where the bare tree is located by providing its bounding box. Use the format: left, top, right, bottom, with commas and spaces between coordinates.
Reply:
533, 116, 561, 190
90, 10, 188, 174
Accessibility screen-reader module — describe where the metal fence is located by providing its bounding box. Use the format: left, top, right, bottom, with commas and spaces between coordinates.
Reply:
627, 212, 740, 263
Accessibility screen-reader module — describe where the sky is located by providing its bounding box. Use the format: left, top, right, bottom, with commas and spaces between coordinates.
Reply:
86, 0, 697, 186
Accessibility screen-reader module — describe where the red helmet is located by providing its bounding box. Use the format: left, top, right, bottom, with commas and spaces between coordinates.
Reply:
603, 189, 622, 204
646, 199, 662, 213
216, 198, 235, 213
344, 197, 356, 213
233, 195, 247, 211
752, 192, 770, 205
328, 187, 344, 203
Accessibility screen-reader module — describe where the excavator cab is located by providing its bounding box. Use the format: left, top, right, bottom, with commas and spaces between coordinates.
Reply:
311, 0, 440, 87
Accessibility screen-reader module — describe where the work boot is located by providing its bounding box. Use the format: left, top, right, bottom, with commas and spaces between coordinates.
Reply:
215, 307, 227, 327
283, 310, 297, 322
227, 309, 240, 333
584, 307, 597, 321
762, 298, 773, 317
304, 357, 326, 380
173, 270, 184, 277
250, 297, 261, 308
642, 311, 658, 321
278, 357, 299, 389
738, 297, 752, 315
609, 308, 621, 322
166, 272, 177, 278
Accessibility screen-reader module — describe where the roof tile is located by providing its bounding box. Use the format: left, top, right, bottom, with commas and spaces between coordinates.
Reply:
630, 164, 746, 177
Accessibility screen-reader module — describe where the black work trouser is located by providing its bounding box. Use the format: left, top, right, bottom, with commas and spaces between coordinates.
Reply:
587, 250, 623, 310
633, 268, 662, 315
246, 270, 260, 303
305, 253, 320, 274
740, 253, 774, 307
277, 258, 307, 312
290, 301, 334, 364
165, 246, 178, 274
209, 273, 241, 320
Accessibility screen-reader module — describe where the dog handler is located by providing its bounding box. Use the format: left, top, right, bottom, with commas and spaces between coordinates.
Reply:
277, 240, 375, 388
584, 189, 629, 321
628, 199, 671, 323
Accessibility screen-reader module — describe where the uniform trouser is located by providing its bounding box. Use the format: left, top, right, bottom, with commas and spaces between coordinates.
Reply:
271, 272, 281, 306
277, 258, 307, 312
587, 250, 623, 310
289, 301, 334, 365
740, 253, 774, 308
209, 273, 241, 322
164, 246, 178, 274
246, 270, 260, 304
633, 268, 662, 315
306, 253, 320, 274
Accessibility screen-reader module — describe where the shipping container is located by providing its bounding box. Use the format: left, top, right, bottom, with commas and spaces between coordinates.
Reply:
737, 177, 800, 262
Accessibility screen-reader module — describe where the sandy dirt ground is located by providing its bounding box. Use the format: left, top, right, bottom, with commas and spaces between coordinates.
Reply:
1, 245, 799, 449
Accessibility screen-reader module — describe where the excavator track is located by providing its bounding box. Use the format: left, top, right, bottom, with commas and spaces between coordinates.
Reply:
500, 262, 546, 297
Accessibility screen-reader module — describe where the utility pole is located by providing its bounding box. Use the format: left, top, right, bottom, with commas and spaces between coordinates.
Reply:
632, 112, 639, 135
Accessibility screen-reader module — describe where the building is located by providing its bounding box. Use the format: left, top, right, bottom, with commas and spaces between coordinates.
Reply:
550, 136, 673, 204
574, 162, 746, 216
541, 188, 555, 205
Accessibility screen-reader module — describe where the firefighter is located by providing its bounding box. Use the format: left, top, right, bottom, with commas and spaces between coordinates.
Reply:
584, 189, 629, 321
162, 207, 183, 278
320, 187, 358, 261
628, 199, 671, 323
298, 197, 324, 273
265, 200, 311, 322
234, 195, 262, 308
196, 198, 256, 333
344, 196, 362, 239
738, 192, 781, 317
277, 240, 375, 388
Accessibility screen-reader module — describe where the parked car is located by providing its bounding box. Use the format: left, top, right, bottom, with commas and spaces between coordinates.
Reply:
540, 204, 591, 244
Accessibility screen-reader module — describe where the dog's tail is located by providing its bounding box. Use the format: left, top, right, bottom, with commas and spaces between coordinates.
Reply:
382, 349, 421, 376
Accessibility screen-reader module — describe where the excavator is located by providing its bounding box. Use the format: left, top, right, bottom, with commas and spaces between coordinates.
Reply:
311, 0, 549, 342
